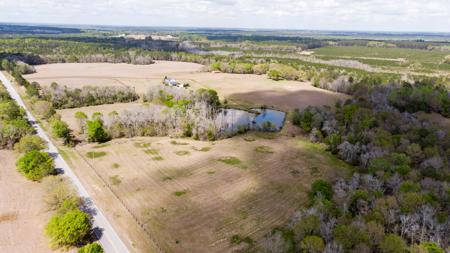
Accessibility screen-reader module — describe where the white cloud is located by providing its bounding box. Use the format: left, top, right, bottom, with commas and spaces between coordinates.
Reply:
1, 0, 449, 32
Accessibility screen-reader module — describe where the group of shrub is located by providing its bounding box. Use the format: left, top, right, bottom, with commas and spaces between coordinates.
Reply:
0, 82, 33, 149
41, 82, 139, 109
43, 176, 103, 252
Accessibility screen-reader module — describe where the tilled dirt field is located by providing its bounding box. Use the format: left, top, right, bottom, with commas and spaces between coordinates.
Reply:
25, 61, 348, 110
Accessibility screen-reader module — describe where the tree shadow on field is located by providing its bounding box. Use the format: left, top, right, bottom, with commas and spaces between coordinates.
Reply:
228, 89, 348, 110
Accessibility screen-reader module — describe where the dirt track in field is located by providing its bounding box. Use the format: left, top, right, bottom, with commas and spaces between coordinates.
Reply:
25, 61, 348, 110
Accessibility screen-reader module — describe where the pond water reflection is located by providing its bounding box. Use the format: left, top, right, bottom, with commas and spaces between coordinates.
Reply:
216, 108, 286, 133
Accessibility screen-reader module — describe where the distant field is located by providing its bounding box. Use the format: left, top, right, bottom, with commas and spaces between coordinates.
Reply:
25, 61, 348, 110
314, 46, 448, 62
0, 151, 65, 253
314, 46, 450, 72
63, 134, 349, 252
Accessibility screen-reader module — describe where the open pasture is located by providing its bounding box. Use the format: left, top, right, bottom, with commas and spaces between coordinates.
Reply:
64, 134, 349, 252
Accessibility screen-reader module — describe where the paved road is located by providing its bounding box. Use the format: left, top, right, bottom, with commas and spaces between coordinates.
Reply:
0, 71, 130, 253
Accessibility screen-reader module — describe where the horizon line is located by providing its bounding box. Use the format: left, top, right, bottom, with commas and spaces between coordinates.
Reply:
2, 21, 450, 35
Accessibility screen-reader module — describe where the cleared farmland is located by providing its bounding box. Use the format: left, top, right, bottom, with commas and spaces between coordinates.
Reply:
24, 61, 352, 252
61, 134, 350, 252
25, 61, 348, 110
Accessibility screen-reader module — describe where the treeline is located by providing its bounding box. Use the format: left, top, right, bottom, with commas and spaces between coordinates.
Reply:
1, 59, 41, 98
204, 34, 450, 51
74, 86, 229, 142
257, 84, 450, 252
0, 38, 217, 65
0, 81, 33, 149
0, 24, 81, 35
205, 34, 325, 49
208, 58, 400, 86
41, 83, 139, 109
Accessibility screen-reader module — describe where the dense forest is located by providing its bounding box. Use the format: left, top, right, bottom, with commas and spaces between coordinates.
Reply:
252, 82, 450, 253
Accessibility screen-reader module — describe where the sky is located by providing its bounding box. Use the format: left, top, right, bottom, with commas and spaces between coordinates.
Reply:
1, 0, 450, 32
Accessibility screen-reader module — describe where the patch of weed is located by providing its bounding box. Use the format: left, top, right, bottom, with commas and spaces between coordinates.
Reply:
170, 140, 189, 145
162, 176, 174, 181
145, 148, 159, 155
112, 163, 120, 169
218, 156, 247, 169
255, 146, 274, 153
255, 132, 277, 139
174, 190, 187, 196
152, 156, 164, 161
86, 151, 107, 159
93, 143, 110, 149
230, 234, 254, 245
218, 156, 241, 165
109, 175, 122, 186
134, 142, 151, 148
175, 150, 190, 156
193, 146, 211, 152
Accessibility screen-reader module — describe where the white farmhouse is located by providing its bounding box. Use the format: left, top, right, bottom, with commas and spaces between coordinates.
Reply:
163, 76, 181, 87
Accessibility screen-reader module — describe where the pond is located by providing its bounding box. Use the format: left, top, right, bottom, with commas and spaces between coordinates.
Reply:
216, 108, 286, 133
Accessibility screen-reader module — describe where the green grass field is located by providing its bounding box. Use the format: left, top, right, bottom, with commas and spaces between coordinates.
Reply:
314, 46, 448, 62
314, 46, 450, 72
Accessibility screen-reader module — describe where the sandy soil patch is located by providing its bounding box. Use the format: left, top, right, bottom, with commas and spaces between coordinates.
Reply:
62, 134, 349, 253
0, 151, 64, 253
25, 61, 348, 110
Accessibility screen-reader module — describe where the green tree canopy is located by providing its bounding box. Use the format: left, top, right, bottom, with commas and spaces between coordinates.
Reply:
379, 234, 407, 253
299, 235, 325, 253
14, 135, 46, 153
16, 150, 55, 181
78, 242, 104, 253
45, 209, 92, 249
86, 119, 109, 143
51, 119, 70, 139
310, 179, 333, 201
